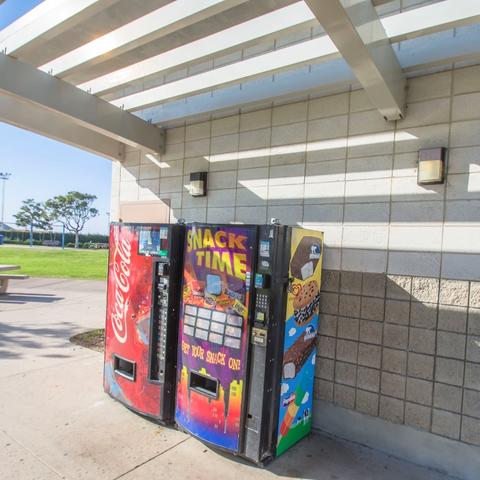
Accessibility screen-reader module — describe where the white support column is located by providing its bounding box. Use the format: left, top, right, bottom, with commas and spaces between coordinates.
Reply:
304, 0, 406, 120
0, 53, 164, 154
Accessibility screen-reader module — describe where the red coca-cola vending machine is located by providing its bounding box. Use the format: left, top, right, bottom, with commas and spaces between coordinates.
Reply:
104, 222, 184, 423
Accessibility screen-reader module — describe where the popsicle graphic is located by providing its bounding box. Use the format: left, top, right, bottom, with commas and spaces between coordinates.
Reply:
277, 370, 310, 445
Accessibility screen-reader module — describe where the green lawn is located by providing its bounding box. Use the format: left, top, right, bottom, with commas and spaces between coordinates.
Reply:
0, 246, 108, 280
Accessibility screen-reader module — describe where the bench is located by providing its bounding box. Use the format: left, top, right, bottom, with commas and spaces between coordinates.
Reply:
0, 274, 29, 294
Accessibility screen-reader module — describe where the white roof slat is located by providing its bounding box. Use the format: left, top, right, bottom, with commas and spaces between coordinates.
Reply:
111, 0, 480, 112
0, 0, 108, 55
39, 0, 249, 77
78, 2, 317, 95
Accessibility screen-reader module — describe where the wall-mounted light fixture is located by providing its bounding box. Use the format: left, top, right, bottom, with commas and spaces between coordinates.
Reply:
417, 147, 447, 185
189, 171, 207, 197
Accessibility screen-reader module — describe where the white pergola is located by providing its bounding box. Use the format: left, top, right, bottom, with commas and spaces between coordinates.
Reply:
0, 0, 479, 160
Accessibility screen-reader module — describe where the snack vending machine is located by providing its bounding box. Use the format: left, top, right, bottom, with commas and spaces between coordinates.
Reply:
104, 222, 184, 423
175, 223, 323, 464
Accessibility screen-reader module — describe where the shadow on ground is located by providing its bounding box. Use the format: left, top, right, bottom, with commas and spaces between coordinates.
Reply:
0, 292, 63, 305
0, 320, 82, 360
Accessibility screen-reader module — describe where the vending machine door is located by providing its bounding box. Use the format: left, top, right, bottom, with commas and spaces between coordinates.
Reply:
175, 224, 257, 452
104, 223, 182, 421
276, 227, 323, 455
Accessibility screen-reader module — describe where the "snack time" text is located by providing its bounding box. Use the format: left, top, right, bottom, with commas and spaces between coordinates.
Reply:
186, 228, 248, 280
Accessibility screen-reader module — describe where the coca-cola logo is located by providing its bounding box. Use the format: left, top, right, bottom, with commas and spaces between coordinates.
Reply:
111, 227, 132, 344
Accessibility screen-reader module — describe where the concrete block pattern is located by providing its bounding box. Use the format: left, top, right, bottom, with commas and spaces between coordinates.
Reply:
360, 297, 385, 322
410, 302, 437, 329
381, 372, 406, 399
440, 280, 470, 307
319, 292, 339, 315
357, 366, 380, 393
406, 378, 433, 406
338, 294, 361, 318
466, 336, 480, 363
407, 353, 435, 380
405, 402, 431, 431
358, 343, 381, 369
316, 357, 335, 382
322, 270, 340, 293
383, 348, 407, 375
433, 383, 462, 413
384, 324, 408, 350
334, 384, 355, 409
318, 336, 336, 360
340, 271, 362, 295
335, 362, 357, 387
359, 320, 383, 345
386, 275, 412, 300
464, 362, 480, 390
379, 396, 404, 424
453, 65, 480, 94
470, 283, 480, 308
432, 409, 461, 440
462, 389, 480, 419
438, 306, 467, 333
461, 416, 480, 446
362, 273, 386, 298
336, 339, 358, 364
355, 390, 379, 417
408, 70, 451, 102
412, 277, 439, 304
337, 317, 359, 341
409, 328, 436, 355
309, 93, 349, 119
315, 379, 334, 402
385, 300, 410, 325
468, 308, 480, 335
435, 358, 464, 387
437, 332, 466, 360
319, 314, 337, 337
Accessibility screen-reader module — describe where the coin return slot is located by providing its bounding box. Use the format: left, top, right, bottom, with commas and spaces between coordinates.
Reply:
189, 371, 219, 399
114, 356, 136, 381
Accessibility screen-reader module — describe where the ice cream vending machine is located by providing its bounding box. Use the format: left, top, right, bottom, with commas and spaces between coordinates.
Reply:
104, 222, 184, 423
175, 223, 324, 464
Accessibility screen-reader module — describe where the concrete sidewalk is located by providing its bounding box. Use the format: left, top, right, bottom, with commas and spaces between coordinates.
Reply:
0, 278, 459, 479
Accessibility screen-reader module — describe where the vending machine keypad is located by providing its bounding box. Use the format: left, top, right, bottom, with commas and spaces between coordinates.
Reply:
153, 261, 170, 381
255, 292, 269, 310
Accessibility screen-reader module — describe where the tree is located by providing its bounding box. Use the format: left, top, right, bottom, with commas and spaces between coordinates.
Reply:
46, 192, 99, 248
14, 199, 52, 230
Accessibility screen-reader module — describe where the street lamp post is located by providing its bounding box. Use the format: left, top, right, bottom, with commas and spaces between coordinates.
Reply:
0, 172, 11, 225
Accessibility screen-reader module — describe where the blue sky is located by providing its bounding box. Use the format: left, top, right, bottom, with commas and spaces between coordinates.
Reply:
0, 0, 112, 234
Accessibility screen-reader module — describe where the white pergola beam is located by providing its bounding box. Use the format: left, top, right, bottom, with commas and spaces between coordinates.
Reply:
384, 0, 480, 42
304, 0, 406, 121
85, 0, 480, 97
79, 2, 318, 95
0, 96, 125, 161
111, 0, 479, 113
39, 0, 249, 77
0, 53, 164, 154
0, 0, 120, 55
111, 36, 338, 111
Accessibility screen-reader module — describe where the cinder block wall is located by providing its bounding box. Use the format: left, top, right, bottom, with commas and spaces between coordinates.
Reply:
111, 65, 480, 451
317, 270, 480, 446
